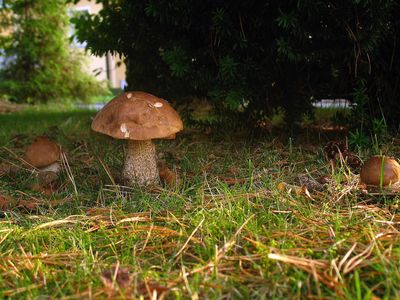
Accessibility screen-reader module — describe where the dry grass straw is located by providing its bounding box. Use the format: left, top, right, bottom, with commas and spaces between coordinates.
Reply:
61, 152, 78, 196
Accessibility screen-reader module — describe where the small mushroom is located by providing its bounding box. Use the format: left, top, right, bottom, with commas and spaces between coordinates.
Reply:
91, 91, 183, 186
360, 156, 400, 186
24, 136, 61, 192
25, 136, 61, 174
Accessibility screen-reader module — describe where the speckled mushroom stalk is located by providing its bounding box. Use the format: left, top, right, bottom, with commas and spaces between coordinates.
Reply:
122, 139, 159, 186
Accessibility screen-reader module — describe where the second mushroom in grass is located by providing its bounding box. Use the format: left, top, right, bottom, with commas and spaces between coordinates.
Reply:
91, 91, 183, 186
24, 136, 62, 186
25, 136, 61, 173
360, 155, 400, 187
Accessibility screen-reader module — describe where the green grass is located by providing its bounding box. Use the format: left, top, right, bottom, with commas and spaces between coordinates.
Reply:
1, 106, 400, 299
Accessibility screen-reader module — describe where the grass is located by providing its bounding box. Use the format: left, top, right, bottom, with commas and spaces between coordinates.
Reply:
1, 105, 400, 299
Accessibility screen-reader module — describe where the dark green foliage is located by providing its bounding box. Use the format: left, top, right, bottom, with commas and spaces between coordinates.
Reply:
70, 0, 399, 127
0, 0, 107, 103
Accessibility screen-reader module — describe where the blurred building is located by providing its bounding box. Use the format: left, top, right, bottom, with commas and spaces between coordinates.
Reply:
71, 1, 126, 90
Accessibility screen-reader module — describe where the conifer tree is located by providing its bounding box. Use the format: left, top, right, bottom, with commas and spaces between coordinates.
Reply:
70, 0, 400, 127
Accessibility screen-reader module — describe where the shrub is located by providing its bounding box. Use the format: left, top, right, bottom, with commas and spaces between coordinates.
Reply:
70, 0, 400, 128
0, 0, 108, 104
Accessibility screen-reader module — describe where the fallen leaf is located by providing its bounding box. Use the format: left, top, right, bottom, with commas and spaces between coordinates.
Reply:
158, 160, 180, 187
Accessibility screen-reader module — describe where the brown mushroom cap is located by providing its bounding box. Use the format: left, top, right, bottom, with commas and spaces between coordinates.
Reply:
360, 156, 400, 186
91, 92, 183, 140
25, 136, 61, 168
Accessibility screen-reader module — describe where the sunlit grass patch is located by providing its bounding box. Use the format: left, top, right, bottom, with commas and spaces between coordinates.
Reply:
1, 107, 400, 298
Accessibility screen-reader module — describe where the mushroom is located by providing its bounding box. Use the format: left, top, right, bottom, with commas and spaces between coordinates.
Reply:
25, 136, 61, 188
25, 136, 61, 173
91, 91, 183, 186
360, 156, 400, 186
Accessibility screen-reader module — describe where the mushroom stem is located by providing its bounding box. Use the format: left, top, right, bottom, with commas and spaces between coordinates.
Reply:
122, 139, 159, 186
